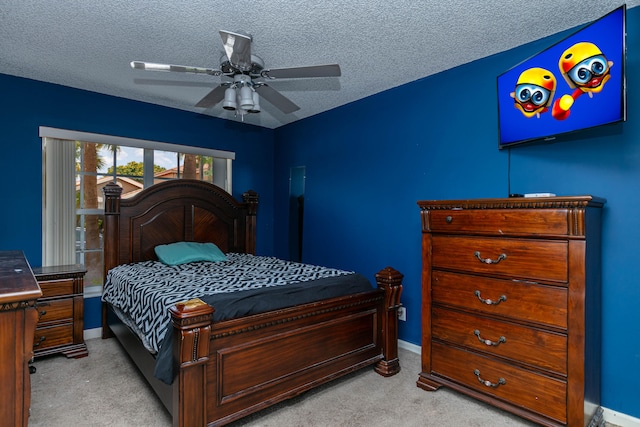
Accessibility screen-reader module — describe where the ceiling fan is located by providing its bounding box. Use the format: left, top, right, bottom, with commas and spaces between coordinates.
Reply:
130, 30, 341, 118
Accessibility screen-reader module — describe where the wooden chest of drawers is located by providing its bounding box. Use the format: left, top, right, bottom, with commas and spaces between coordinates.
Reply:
416, 196, 605, 427
32, 265, 88, 359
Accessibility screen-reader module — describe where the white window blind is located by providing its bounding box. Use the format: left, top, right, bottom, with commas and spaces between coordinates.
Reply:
42, 138, 76, 266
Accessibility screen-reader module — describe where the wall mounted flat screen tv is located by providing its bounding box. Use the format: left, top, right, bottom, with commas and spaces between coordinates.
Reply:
497, 5, 626, 149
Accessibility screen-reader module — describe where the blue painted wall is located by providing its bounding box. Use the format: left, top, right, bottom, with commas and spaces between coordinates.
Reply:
273, 6, 639, 419
1, 5, 638, 419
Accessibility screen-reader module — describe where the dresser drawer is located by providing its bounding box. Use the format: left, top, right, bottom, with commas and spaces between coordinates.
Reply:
432, 307, 567, 374
37, 298, 73, 324
431, 236, 568, 283
431, 342, 567, 424
432, 271, 568, 329
428, 209, 569, 235
39, 278, 74, 298
33, 323, 74, 350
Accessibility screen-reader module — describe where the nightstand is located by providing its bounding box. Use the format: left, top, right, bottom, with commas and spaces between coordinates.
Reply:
32, 264, 88, 359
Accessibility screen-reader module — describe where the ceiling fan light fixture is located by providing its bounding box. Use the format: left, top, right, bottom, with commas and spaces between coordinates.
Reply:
248, 91, 261, 113
239, 85, 254, 110
222, 87, 237, 110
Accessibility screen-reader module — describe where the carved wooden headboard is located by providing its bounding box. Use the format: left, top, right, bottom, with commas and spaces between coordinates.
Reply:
102, 179, 258, 277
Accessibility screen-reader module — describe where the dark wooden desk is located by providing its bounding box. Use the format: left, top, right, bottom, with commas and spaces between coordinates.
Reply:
0, 251, 42, 426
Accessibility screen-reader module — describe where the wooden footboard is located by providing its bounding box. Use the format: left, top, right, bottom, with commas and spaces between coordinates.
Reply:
170, 267, 403, 427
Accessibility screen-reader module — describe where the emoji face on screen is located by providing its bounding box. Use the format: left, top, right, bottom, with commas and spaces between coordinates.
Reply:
559, 42, 613, 95
511, 67, 557, 118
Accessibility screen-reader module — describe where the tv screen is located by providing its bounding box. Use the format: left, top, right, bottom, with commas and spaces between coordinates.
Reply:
497, 5, 626, 149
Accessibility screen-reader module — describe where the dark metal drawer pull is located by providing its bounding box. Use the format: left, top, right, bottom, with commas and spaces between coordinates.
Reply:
474, 369, 506, 388
474, 290, 507, 305
474, 251, 507, 264
36, 301, 49, 320
33, 336, 46, 347
474, 329, 506, 346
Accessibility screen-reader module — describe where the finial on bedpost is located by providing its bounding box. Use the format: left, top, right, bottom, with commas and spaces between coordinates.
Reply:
103, 182, 123, 212
374, 266, 403, 377
242, 190, 259, 215
102, 182, 122, 273
169, 298, 214, 365
242, 190, 259, 255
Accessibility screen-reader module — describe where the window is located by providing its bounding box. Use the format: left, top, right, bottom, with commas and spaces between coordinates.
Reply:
41, 127, 234, 294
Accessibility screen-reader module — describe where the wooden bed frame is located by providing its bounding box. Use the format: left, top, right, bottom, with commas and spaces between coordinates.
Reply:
101, 179, 403, 427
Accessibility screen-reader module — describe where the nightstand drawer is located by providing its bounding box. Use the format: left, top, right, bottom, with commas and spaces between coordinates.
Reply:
432, 307, 567, 374
39, 278, 74, 298
432, 270, 568, 329
431, 342, 567, 424
37, 298, 73, 324
428, 209, 569, 235
33, 323, 73, 350
431, 236, 568, 283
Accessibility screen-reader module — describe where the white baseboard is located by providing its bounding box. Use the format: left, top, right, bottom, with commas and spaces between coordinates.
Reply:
603, 408, 640, 427
83, 327, 102, 340
398, 339, 421, 354
84, 286, 102, 299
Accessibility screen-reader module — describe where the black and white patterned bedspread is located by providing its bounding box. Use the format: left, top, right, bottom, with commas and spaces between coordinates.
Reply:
102, 253, 357, 353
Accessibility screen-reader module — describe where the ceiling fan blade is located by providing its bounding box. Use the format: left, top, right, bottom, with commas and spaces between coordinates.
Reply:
219, 30, 252, 71
131, 61, 221, 76
195, 85, 227, 108
255, 85, 300, 114
262, 64, 341, 79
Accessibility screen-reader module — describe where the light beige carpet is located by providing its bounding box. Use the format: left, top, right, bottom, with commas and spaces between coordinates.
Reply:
28, 338, 607, 427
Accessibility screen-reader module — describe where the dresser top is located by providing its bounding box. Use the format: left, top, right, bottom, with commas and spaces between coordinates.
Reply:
0, 251, 42, 304
32, 264, 87, 278
417, 195, 606, 210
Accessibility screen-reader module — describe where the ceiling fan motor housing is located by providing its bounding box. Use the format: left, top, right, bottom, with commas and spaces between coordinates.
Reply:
219, 54, 264, 77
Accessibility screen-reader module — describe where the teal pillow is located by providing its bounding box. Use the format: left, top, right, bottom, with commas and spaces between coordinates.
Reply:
154, 242, 227, 266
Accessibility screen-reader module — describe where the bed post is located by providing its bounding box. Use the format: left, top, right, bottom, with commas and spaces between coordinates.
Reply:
242, 190, 259, 255
374, 266, 403, 377
101, 182, 122, 339
169, 298, 215, 427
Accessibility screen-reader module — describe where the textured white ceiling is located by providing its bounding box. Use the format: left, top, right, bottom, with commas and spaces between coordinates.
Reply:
1, 1, 636, 129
